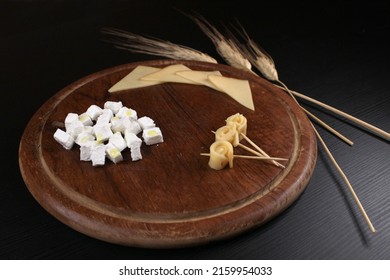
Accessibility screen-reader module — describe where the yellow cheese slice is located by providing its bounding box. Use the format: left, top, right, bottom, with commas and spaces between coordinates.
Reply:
140, 64, 200, 84
175, 70, 222, 91
208, 75, 255, 111
108, 65, 163, 93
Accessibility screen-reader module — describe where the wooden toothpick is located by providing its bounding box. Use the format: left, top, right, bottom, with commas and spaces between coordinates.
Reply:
240, 133, 285, 168
200, 153, 287, 162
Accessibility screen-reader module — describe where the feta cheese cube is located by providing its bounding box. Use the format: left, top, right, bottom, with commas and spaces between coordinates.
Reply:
130, 145, 142, 161
105, 143, 123, 164
142, 127, 163, 145
124, 131, 143, 161
78, 112, 93, 126
94, 125, 113, 143
66, 119, 84, 138
110, 116, 126, 134
104, 101, 123, 114
108, 132, 127, 151
86, 104, 103, 120
91, 144, 106, 166
64, 113, 78, 131
116, 106, 138, 120
53, 128, 74, 150
137, 116, 155, 130
96, 109, 113, 125
124, 130, 142, 147
123, 119, 142, 135
75, 131, 95, 146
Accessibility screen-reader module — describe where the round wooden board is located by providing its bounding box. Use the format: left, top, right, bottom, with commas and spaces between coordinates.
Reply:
19, 60, 317, 248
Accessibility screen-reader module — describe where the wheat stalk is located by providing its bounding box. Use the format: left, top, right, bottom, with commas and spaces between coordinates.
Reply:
216, 21, 376, 232
101, 27, 217, 64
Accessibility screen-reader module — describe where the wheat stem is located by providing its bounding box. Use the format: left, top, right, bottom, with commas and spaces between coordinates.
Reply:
312, 125, 376, 233
276, 80, 354, 146
276, 86, 390, 141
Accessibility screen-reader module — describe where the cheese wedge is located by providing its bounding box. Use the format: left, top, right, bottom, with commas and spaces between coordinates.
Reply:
108, 65, 163, 93
175, 70, 222, 91
140, 64, 200, 84
208, 75, 255, 111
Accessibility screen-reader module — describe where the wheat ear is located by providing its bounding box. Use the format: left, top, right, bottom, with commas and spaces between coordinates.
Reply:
183, 13, 253, 72
101, 27, 218, 64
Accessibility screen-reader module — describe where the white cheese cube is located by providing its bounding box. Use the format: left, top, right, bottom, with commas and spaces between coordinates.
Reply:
130, 145, 142, 161
80, 145, 92, 161
64, 113, 78, 131
66, 119, 85, 138
96, 109, 113, 125
116, 106, 138, 120
110, 116, 126, 134
124, 131, 143, 161
86, 104, 103, 120
75, 131, 95, 146
53, 128, 74, 150
91, 144, 106, 166
105, 143, 123, 164
94, 125, 113, 143
80, 141, 100, 161
108, 132, 127, 151
137, 116, 155, 130
142, 127, 163, 145
123, 119, 142, 135
124, 130, 142, 148
104, 101, 123, 114
78, 112, 93, 126
82, 125, 94, 135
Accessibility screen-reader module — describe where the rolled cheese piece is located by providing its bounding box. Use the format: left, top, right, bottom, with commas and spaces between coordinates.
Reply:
208, 140, 234, 170
226, 113, 247, 140
214, 124, 239, 147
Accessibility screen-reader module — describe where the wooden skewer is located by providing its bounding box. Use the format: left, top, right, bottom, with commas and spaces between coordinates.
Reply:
200, 153, 287, 162
237, 143, 286, 168
240, 133, 285, 168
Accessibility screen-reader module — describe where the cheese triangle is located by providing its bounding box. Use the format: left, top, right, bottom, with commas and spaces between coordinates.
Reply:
140, 64, 199, 84
208, 75, 255, 111
176, 70, 222, 91
108, 65, 163, 93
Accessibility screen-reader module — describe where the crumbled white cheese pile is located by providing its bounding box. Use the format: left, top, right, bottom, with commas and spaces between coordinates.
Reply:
53, 101, 163, 166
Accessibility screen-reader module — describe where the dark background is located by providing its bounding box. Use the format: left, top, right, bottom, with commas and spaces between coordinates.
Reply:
1, 0, 389, 259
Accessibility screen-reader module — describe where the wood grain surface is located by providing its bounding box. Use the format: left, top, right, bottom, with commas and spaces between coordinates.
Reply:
19, 59, 317, 248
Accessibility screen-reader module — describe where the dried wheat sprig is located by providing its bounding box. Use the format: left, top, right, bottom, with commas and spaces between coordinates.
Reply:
183, 14, 253, 72
232, 24, 390, 142
222, 22, 376, 232
101, 27, 218, 64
